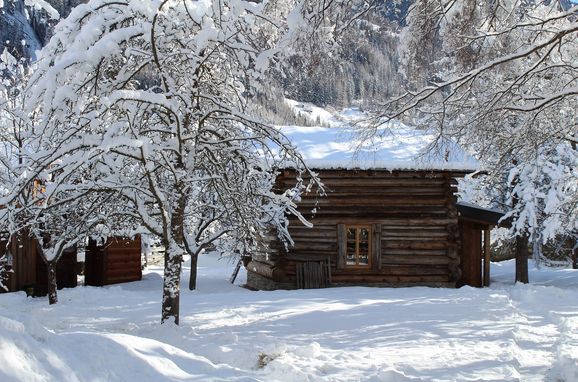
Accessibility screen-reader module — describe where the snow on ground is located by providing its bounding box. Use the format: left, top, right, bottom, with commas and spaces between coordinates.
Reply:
284, 99, 343, 127
284, 99, 371, 128
1, 256, 577, 381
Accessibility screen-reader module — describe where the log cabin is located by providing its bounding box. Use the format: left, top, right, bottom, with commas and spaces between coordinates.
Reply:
245, 125, 504, 290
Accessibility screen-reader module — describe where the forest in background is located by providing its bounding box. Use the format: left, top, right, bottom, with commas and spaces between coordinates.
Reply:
1, 0, 407, 124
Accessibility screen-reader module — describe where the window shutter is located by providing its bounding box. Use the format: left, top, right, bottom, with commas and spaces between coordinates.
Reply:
372, 223, 381, 271
337, 224, 346, 269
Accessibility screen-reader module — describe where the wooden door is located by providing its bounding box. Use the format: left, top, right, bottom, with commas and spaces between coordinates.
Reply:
460, 221, 482, 287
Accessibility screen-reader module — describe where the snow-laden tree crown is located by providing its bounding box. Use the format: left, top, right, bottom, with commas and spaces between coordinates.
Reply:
1, 0, 324, 321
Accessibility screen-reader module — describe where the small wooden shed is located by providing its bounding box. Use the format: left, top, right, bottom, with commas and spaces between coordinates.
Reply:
245, 125, 500, 290
85, 236, 142, 286
457, 202, 506, 287
0, 232, 77, 295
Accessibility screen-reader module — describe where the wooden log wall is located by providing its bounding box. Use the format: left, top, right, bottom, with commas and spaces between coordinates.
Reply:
247, 169, 467, 289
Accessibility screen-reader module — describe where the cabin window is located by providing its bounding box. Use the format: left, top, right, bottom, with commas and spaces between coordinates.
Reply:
345, 225, 372, 267
337, 223, 381, 270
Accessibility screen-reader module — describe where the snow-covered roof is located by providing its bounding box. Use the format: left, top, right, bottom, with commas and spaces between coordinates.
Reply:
279, 124, 479, 172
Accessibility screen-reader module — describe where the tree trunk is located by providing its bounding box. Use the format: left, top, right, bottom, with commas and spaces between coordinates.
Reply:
188, 252, 198, 290
36, 236, 65, 306
161, 185, 187, 324
47, 260, 58, 305
572, 245, 577, 270
161, 248, 182, 324
515, 233, 529, 283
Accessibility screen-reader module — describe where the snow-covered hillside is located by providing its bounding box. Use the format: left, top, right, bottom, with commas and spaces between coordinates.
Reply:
279, 100, 478, 171
1, 256, 577, 381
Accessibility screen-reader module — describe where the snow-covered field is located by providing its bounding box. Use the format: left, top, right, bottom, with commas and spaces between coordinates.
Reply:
1, 256, 577, 382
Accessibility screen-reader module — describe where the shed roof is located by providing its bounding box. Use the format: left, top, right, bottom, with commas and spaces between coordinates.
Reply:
457, 201, 510, 228
279, 125, 479, 172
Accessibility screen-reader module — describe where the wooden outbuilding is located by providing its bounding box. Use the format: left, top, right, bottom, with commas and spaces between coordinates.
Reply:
457, 202, 507, 287
0, 233, 77, 295
0, 233, 143, 292
85, 236, 142, 286
245, 125, 502, 290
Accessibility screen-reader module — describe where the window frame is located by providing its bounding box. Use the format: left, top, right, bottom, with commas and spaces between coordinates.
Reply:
344, 224, 373, 268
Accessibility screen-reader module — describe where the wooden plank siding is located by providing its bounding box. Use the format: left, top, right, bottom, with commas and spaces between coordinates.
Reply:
0, 233, 77, 295
246, 169, 467, 289
85, 236, 142, 286
34, 247, 77, 296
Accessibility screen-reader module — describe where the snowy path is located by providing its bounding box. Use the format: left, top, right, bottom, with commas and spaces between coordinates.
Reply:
0, 258, 577, 381
504, 287, 578, 382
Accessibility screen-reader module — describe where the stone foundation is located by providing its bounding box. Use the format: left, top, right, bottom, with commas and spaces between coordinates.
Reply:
246, 270, 295, 291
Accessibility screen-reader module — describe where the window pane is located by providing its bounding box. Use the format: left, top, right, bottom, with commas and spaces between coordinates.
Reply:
347, 241, 356, 253
359, 240, 368, 255
346, 252, 356, 265
360, 228, 369, 241
359, 253, 369, 265
347, 228, 356, 241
